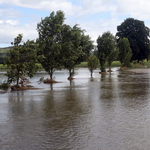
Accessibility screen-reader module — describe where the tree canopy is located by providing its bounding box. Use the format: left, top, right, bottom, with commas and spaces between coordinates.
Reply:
87, 55, 99, 78
37, 10, 93, 80
117, 37, 132, 67
116, 18, 150, 61
107, 46, 118, 71
4, 34, 39, 86
97, 31, 116, 72
61, 24, 83, 79
37, 10, 65, 81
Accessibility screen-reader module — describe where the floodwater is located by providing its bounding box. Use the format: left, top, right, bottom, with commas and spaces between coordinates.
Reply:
1, 67, 150, 150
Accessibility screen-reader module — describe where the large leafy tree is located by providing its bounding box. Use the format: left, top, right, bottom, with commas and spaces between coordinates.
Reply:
61, 24, 83, 79
116, 18, 150, 61
37, 10, 65, 81
4, 34, 39, 87
117, 38, 132, 67
97, 31, 116, 72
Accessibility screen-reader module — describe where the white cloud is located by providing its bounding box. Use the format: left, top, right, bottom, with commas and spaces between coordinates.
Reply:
0, 0, 82, 16
0, 7, 23, 18
6, 20, 18, 25
0, 22, 37, 46
1, 0, 150, 47
114, 0, 150, 20
1, 0, 150, 19
78, 17, 120, 45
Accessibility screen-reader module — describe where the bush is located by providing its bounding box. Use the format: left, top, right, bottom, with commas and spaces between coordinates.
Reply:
0, 82, 10, 89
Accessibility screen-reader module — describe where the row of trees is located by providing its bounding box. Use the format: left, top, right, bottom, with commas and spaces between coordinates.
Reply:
95, 18, 150, 73
5, 11, 94, 86
4, 11, 150, 86
96, 32, 132, 73
37, 11, 93, 82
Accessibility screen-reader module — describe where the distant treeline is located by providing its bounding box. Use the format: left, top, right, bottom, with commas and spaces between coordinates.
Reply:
0, 47, 12, 64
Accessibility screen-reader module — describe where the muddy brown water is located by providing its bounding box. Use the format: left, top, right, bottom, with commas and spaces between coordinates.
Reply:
1, 68, 150, 150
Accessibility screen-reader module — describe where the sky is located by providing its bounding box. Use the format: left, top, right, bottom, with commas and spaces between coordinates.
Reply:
0, 0, 150, 47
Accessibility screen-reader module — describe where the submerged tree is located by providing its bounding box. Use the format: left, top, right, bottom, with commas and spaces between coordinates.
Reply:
107, 47, 119, 72
117, 38, 132, 68
61, 24, 83, 79
87, 55, 99, 78
97, 31, 116, 72
37, 10, 65, 82
4, 34, 39, 87
116, 18, 150, 61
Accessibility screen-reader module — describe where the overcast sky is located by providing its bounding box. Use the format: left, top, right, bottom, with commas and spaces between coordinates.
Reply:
0, 0, 150, 47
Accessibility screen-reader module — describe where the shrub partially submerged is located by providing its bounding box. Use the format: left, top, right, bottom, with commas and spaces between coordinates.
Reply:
38, 77, 60, 83
0, 82, 10, 90
43, 78, 59, 83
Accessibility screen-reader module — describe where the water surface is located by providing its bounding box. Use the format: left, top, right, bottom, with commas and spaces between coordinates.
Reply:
1, 68, 150, 150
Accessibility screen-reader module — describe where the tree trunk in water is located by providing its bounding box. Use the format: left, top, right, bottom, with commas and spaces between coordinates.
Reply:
69, 69, 72, 77
91, 71, 93, 78
120, 63, 123, 69
17, 78, 19, 86
101, 65, 106, 72
50, 72, 53, 80
17, 70, 19, 87
68, 68, 74, 80
49, 69, 53, 80
109, 65, 111, 72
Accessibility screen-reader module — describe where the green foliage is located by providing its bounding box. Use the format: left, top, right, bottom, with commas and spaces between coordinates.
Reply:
4, 34, 39, 86
37, 10, 65, 80
0, 81, 10, 89
117, 38, 132, 67
97, 31, 116, 72
107, 48, 119, 71
93, 45, 98, 57
0, 47, 12, 64
0, 64, 9, 69
87, 55, 99, 78
61, 24, 84, 77
80, 34, 94, 61
37, 10, 93, 79
107, 37, 118, 71
116, 18, 150, 61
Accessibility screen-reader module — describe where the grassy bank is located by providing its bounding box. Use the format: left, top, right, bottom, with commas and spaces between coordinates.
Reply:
130, 60, 150, 68
76, 60, 150, 68
105, 61, 121, 67
1, 60, 150, 70
0, 64, 9, 69
76, 61, 121, 68
75, 62, 88, 67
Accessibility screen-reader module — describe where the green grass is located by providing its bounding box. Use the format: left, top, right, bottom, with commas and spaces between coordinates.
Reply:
1, 60, 150, 70
143, 60, 150, 67
76, 61, 121, 67
75, 62, 88, 67
76, 60, 150, 68
129, 60, 150, 68
0, 64, 9, 69
105, 61, 121, 67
